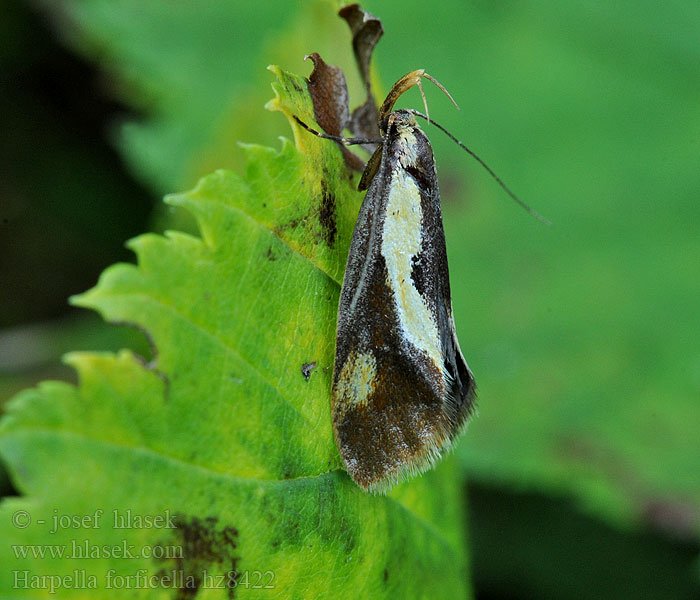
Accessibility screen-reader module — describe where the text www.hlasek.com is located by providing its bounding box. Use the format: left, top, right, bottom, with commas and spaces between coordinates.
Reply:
12, 539, 183, 560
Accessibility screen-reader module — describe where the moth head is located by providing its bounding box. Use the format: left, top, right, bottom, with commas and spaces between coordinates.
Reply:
359, 110, 425, 191
380, 109, 418, 137
358, 71, 457, 192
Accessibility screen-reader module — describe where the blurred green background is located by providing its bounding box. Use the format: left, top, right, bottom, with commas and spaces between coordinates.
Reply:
2, 0, 699, 598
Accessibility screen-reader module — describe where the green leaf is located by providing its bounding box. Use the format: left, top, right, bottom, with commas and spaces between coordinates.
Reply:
0, 66, 470, 598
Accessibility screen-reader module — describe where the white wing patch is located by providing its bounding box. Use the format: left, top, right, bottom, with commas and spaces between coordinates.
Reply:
336, 351, 378, 408
381, 169, 444, 371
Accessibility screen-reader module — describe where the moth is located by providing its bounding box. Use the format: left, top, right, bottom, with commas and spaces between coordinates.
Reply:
296, 70, 543, 492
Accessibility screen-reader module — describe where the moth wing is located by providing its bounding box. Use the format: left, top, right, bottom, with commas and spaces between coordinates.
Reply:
332, 140, 475, 492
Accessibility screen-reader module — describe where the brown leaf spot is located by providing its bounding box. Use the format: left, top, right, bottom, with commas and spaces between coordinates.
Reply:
319, 180, 337, 247
155, 514, 239, 599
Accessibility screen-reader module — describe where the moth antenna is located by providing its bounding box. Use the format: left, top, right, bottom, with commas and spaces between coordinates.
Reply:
379, 70, 460, 122
411, 110, 551, 226
421, 73, 460, 112
293, 116, 382, 146
416, 77, 430, 122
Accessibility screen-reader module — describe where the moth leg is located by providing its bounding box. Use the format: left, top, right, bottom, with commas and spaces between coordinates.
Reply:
293, 116, 381, 146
